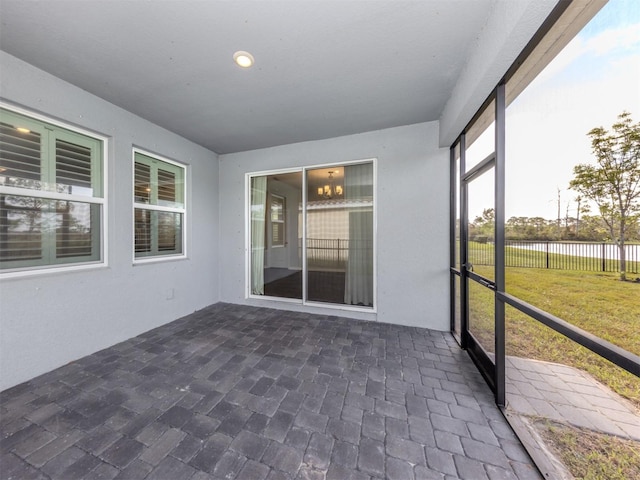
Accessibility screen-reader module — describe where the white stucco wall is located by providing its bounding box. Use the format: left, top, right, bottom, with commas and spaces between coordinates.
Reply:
0, 52, 220, 391
218, 122, 450, 329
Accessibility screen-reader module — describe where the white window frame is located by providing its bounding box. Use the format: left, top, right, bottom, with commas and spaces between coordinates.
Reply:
245, 158, 377, 313
132, 148, 187, 264
0, 102, 109, 278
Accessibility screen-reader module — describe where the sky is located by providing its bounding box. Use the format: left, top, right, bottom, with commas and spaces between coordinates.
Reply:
467, 0, 640, 221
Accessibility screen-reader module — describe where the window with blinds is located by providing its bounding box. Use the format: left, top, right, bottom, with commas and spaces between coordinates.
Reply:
133, 151, 185, 260
0, 107, 104, 273
271, 194, 285, 247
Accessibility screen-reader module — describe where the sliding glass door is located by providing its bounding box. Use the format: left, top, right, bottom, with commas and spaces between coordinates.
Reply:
306, 163, 374, 306
249, 161, 375, 309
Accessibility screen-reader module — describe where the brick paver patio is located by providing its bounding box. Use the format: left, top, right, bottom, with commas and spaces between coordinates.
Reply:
1, 303, 541, 479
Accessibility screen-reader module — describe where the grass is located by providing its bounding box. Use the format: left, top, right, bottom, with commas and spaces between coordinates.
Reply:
535, 419, 640, 480
463, 242, 640, 408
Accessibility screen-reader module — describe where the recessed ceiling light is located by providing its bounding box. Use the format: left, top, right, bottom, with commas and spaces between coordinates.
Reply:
233, 51, 255, 68
16, 127, 31, 134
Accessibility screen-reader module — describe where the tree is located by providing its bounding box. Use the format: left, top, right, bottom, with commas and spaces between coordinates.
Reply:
574, 215, 608, 241
569, 111, 640, 280
471, 208, 495, 242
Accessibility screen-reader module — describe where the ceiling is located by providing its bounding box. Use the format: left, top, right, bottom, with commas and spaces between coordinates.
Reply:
0, 0, 501, 154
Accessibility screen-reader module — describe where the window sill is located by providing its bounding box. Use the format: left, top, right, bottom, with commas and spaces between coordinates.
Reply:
133, 255, 188, 266
0, 262, 108, 280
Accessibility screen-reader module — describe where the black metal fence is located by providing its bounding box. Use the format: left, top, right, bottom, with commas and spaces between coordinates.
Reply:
469, 241, 640, 274
304, 238, 348, 270
302, 238, 375, 271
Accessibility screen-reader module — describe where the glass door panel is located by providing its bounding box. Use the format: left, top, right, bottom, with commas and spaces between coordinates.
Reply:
465, 165, 496, 378
467, 169, 495, 281
305, 163, 374, 307
468, 280, 495, 354
250, 172, 303, 299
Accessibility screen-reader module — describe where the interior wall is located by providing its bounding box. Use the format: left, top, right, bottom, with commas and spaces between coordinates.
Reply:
218, 122, 450, 329
265, 177, 302, 270
0, 52, 220, 391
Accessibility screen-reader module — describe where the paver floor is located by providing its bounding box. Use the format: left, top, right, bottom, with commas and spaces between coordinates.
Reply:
1, 303, 541, 479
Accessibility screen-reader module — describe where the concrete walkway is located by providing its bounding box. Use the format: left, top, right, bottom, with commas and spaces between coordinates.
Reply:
505, 356, 640, 441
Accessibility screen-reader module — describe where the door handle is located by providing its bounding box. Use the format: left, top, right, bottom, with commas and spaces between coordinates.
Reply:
465, 262, 474, 272
477, 277, 496, 290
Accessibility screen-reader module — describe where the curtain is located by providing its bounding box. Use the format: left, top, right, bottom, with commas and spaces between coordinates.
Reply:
344, 163, 374, 306
251, 176, 267, 294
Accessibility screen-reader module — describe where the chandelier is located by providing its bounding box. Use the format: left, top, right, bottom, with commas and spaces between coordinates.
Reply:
317, 171, 343, 199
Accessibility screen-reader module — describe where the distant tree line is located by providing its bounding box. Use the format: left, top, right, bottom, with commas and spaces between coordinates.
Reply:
466, 208, 640, 243
504, 214, 639, 242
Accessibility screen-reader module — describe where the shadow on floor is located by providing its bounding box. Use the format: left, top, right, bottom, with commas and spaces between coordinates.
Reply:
264, 270, 348, 305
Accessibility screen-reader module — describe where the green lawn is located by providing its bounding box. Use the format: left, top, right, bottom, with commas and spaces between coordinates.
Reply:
536, 419, 640, 480
505, 268, 640, 408
464, 249, 640, 408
